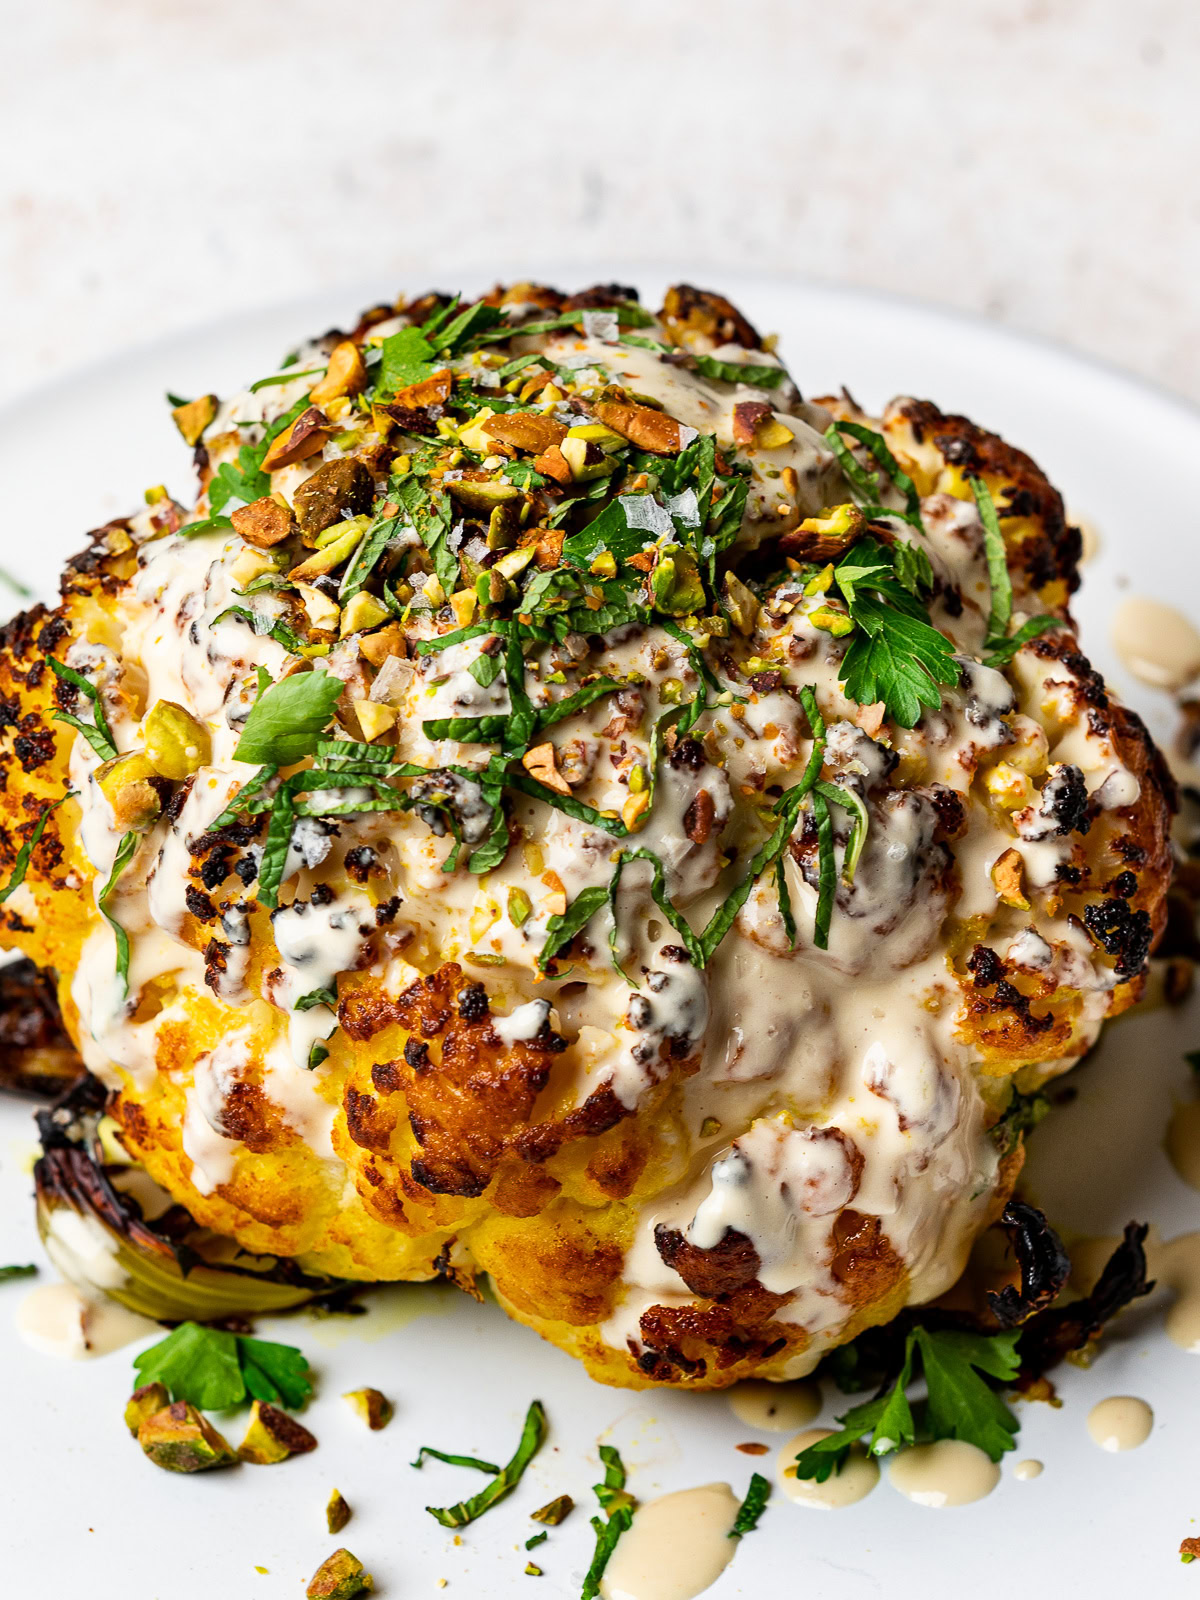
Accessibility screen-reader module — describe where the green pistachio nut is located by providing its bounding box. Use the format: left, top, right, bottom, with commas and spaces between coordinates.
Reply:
306, 1549, 373, 1600
95, 751, 162, 832
143, 701, 212, 781
125, 1381, 170, 1437
138, 1401, 236, 1473
650, 546, 705, 616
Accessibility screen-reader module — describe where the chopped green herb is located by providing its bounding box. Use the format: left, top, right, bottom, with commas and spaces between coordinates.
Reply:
541, 885, 609, 971
295, 986, 338, 1012
99, 831, 138, 992
248, 367, 324, 392
212, 604, 308, 657
340, 512, 401, 602
969, 475, 1013, 646
48, 658, 118, 761
0, 792, 74, 904
729, 1472, 771, 1537
693, 355, 787, 388
525, 1532, 548, 1551
810, 787, 837, 951
424, 1400, 547, 1529
0, 1264, 37, 1281
830, 420, 923, 523
581, 1444, 635, 1600
133, 1322, 313, 1411
530, 1494, 574, 1526
234, 671, 345, 766
411, 1447, 501, 1475
177, 513, 236, 539
377, 325, 436, 394
981, 613, 1061, 668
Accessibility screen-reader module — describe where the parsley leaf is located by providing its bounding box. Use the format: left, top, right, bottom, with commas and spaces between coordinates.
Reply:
133, 1322, 313, 1411
378, 325, 436, 393
915, 1326, 1021, 1460
835, 540, 961, 728
234, 671, 345, 766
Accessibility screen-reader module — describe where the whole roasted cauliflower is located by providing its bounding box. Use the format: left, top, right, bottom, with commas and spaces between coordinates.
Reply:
0, 282, 1173, 1388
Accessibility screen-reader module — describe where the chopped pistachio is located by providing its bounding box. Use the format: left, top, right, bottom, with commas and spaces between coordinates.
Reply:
423, 576, 447, 608
231, 495, 296, 549
143, 700, 212, 780
700, 1116, 722, 1137
621, 790, 651, 831
798, 502, 863, 542
521, 742, 571, 797
171, 394, 218, 447
722, 571, 760, 635
296, 583, 341, 633
310, 342, 367, 409
486, 503, 517, 551
261, 405, 330, 472
343, 1388, 393, 1431
359, 623, 407, 668
326, 1489, 352, 1535
340, 592, 390, 638
809, 605, 854, 638
589, 552, 617, 580
290, 522, 366, 582
125, 1381, 170, 1437
237, 1399, 318, 1465
457, 409, 498, 454
566, 422, 626, 449
627, 764, 648, 794
352, 701, 397, 743
524, 1564, 543, 1578
650, 547, 705, 616
559, 436, 614, 482
446, 479, 521, 513
530, 1494, 574, 1525
450, 589, 479, 627
96, 751, 162, 832
991, 847, 1030, 910
138, 1401, 236, 1473
230, 547, 279, 587
755, 417, 795, 450
508, 887, 532, 928
493, 545, 536, 582
305, 1549, 373, 1600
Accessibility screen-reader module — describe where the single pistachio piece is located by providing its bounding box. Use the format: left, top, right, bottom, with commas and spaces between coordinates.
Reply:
340, 592, 391, 638
991, 847, 1030, 910
493, 544, 536, 583
483, 412, 567, 455
755, 416, 795, 451
138, 1401, 236, 1473
143, 700, 212, 781
231, 495, 296, 549
524, 1564, 543, 1578
295, 584, 341, 633
290, 522, 367, 583
622, 790, 651, 831
230, 546, 279, 587
171, 394, 218, 447
423, 576, 447, 608
326, 1489, 352, 1536
305, 1549, 373, 1600
530, 1494, 574, 1526
650, 546, 705, 617
486, 502, 517, 551
699, 1116, 722, 1138
445, 478, 521, 513
521, 742, 572, 797
352, 701, 397, 743
359, 624, 407, 668
722, 571, 760, 635
566, 422, 626, 449
310, 341, 368, 409
125, 1381, 170, 1437
343, 1388, 393, 1431
627, 763, 648, 794
559, 436, 615, 482
589, 551, 617, 580
808, 605, 854, 638
803, 562, 836, 596
450, 589, 478, 627
237, 1399, 318, 1465
508, 886, 532, 928
457, 408, 498, 454
704, 613, 730, 639
261, 406, 331, 472
96, 751, 162, 832
797, 502, 864, 542
294, 460, 373, 539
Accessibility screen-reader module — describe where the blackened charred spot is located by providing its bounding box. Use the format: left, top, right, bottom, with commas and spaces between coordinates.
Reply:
458, 983, 489, 1023
345, 846, 378, 884
669, 737, 706, 773
185, 885, 216, 922
1083, 898, 1154, 978
375, 896, 402, 926
371, 1059, 403, 1094
13, 728, 55, 772
1041, 764, 1090, 837
404, 1038, 430, 1072
198, 847, 233, 891
310, 883, 335, 907
1108, 870, 1138, 901
0, 696, 21, 730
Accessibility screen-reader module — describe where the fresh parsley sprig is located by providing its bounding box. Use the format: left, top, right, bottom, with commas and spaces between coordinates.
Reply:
133, 1321, 313, 1411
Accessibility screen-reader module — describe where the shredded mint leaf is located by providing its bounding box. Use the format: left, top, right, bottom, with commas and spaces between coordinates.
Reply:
340, 512, 400, 602
582, 1444, 636, 1600
133, 1322, 313, 1411
99, 831, 138, 993
296, 985, 337, 1011
693, 355, 786, 388
213, 604, 307, 656
541, 885, 609, 971
969, 475, 1013, 646
248, 367, 324, 392
0, 792, 73, 904
177, 513, 236, 539
429, 300, 503, 355
810, 787, 837, 951
0, 1263, 37, 1281
395, 475, 457, 595
831, 420, 923, 522
425, 1400, 546, 1528
48, 658, 118, 761
729, 1472, 771, 1537
412, 1446, 501, 1474
234, 671, 345, 765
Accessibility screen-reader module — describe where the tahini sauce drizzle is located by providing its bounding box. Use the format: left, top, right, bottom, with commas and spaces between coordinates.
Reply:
1166, 1103, 1200, 1191
16, 1280, 156, 1359
600, 1483, 739, 1600
1086, 1396, 1153, 1452
1111, 597, 1200, 692
777, 1429, 879, 1508
1013, 1459, 1043, 1480
729, 1379, 821, 1432
887, 1440, 1000, 1507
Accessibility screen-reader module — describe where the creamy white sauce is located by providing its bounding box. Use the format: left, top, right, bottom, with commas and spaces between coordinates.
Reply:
1013, 1459, 1044, 1481
886, 1440, 1000, 1507
1086, 1396, 1153, 1452
1112, 596, 1200, 691
777, 1428, 879, 1508
728, 1379, 821, 1432
16, 1280, 157, 1359
599, 1483, 739, 1600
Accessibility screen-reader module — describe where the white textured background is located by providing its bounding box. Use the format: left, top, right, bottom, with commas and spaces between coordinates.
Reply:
2, 0, 1199, 404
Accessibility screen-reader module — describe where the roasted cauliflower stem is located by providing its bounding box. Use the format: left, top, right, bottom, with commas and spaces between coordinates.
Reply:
0, 282, 1173, 1390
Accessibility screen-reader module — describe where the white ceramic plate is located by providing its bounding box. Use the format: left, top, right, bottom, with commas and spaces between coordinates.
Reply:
2, 270, 1198, 1599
